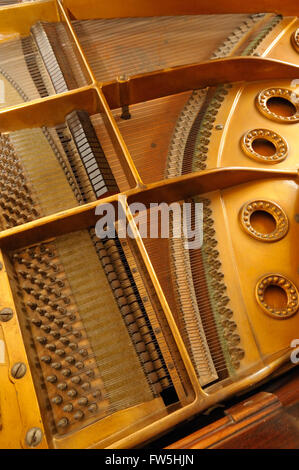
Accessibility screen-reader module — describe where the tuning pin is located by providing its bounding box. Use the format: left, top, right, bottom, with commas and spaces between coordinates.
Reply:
50, 330, 60, 339
78, 397, 88, 406
41, 325, 51, 333
79, 349, 88, 357
27, 301, 37, 310
81, 382, 90, 391
36, 336, 47, 345
39, 294, 50, 304
65, 356, 75, 365
36, 280, 45, 289
92, 390, 102, 400
62, 296, 71, 305
71, 376, 81, 385
44, 248, 54, 258
57, 382, 67, 391
63, 324, 72, 332
36, 308, 46, 317
67, 313, 76, 321
48, 301, 59, 310
88, 403, 98, 413
60, 337, 69, 345
37, 269, 47, 277
57, 417, 69, 428
51, 395, 63, 405
46, 375, 57, 384
73, 331, 82, 339
18, 270, 29, 279
74, 410, 84, 420
55, 349, 65, 357
63, 403, 73, 413
44, 313, 55, 321
57, 306, 66, 315
41, 355, 52, 364
67, 389, 77, 398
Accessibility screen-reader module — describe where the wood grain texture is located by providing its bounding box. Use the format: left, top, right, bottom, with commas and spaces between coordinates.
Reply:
166, 369, 299, 449
64, 0, 299, 19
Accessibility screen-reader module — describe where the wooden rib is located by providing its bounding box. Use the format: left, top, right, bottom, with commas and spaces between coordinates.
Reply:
0, 167, 297, 250
102, 57, 299, 108
57, 0, 96, 84
128, 167, 299, 207
62, 0, 299, 19
0, 0, 59, 35
0, 86, 98, 131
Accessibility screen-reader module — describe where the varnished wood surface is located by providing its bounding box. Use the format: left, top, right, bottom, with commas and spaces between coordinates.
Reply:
102, 57, 299, 108
64, 0, 299, 19
165, 368, 299, 449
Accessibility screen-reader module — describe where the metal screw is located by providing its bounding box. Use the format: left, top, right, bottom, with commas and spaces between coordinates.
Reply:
58, 418, 68, 428
11, 362, 27, 379
25, 427, 43, 447
0, 307, 13, 322
215, 124, 224, 130
121, 105, 131, 120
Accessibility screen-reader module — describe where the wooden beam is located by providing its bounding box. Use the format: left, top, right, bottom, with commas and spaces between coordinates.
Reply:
0, 167, 297, 250
0, 0, 58, 35
126, 167, 299, 206
0, 194, 118, 251
62, 0, 299, 19
0, 86, 98, 131
102, 57, 299, 108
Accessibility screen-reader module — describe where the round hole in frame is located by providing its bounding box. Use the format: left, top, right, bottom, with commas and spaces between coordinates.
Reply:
250, 210, 276, 235
255, 88, 299, 123
263, 284, 288, 310
251, 138, 276, 157
241, 129, 288, 164
266, 96, 297, 118
239, 200, 289, 242
256, 274, 299, 319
